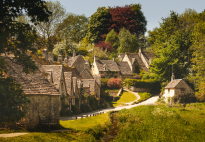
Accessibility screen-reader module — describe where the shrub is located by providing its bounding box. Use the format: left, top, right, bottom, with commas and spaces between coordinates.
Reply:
124, 79, 161, 94
77, 46, 88, 56
172, 92, 196, 104
107, 78, 122, 89
95, 41, 113, 52
101, 78, 109, 88
60, 109, 72, 116
71, 105, 79, 115
38, 50, 42, 56
195, 92, 205, 102
81, 104, 92, 113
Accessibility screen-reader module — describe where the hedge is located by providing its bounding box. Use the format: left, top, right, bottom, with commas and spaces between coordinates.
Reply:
124, 79, 161, 94
101, 78, 109, 88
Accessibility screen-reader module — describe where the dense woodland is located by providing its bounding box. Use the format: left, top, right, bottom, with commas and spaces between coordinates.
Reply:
0, 0, 205, 128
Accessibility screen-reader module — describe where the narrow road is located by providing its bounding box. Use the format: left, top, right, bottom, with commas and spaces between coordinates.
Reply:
61, 89, 159, 121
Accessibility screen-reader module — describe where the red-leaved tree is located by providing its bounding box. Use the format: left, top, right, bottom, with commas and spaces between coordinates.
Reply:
95, 41, 113, 52
107, 78, 122, 89
109, 5, 138, 35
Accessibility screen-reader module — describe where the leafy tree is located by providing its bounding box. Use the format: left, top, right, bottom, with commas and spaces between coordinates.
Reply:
105, 29, 119, 49
148, 9, 200, 85
86, 7, 111, 43
118, 28, 139, 53
0, 0, 51, 125
35, 1, 66, 51
57, 13, 89, 44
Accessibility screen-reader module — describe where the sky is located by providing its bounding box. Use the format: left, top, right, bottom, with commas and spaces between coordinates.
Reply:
50, 0, 205, 36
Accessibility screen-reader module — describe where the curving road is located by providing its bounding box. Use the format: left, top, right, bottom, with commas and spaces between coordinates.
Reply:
60, 89, 159, 121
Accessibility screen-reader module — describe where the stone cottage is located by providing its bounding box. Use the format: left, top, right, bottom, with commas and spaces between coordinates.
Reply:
92, 56, 133, 81
5, 57, 60, 129
163, 73, 194, 102
118, 47, 156, 73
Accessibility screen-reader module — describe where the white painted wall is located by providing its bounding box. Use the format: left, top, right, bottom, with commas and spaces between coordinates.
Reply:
139, 52, 149, 68
163, 89, 175, 101
92, 61, 99, 75
122, 54, 133, 72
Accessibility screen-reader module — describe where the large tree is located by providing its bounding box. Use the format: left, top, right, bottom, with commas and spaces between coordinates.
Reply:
57, 13, 89, 44
35, 1, 66, 51
86, 4, 147, 44
0, 0, 51, 125
148, 9, 201, 87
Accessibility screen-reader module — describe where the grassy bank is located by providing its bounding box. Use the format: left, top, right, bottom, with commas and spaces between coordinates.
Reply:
112, 91, 137, 107
0, 113, 110, 142
132, 92, 152, 104
114, 103, 205, 141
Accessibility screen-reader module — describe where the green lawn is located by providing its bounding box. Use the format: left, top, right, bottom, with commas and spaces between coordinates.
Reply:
133, 92, 152, 104
112, 91, 137, 107
114, 103, 205, 142
0, 113, 110, 142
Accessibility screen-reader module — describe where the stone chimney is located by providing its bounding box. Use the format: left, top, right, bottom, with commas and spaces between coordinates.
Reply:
73, 49, 76, 57
138, 47, 142, 57
48, 52, 53, 62
57, 54, 62, 64
171, 73, 175, 81
64, 53, 69, 65
42, 48, 48, 60
113, 58, 115, 61
94, 56, 98, 61
84, 60, 90, 70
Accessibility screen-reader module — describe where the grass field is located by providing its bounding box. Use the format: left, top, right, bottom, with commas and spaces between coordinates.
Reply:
112, 91, 137, 107
0, 113, 110, 142
133, 92, 152, 104
114, 103, 205, 142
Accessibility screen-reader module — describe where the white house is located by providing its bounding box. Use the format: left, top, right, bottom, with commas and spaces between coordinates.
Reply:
163, 73, 194, 102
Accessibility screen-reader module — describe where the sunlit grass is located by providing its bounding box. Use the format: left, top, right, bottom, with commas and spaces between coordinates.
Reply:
60, 113, 110, 131
114, 103, 205, 142
112, 91, 137, 107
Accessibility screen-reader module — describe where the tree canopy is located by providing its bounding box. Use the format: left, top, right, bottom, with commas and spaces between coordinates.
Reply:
86, 4, 147, 44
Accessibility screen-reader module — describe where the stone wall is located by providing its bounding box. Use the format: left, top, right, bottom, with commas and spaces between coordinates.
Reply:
25, 94, 60, 129
130, 86, 151, 92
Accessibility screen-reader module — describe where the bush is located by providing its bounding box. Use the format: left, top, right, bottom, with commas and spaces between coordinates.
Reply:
77, 46, 88, 56
81, 104, 92, 113
95, 41, 113, 52
38, 50, 42, 56
107, 78, 122, 89
195, 92, 205, 102
124, 79, 161, 94
60, 109, 72, 116
101, 78, 109, 88
172, 92, 196, 104
71, 105, 79, 115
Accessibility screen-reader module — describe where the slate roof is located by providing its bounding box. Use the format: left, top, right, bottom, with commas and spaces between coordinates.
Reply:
95, 60, 120, 72
67, 56, 79, 67
164, 79, 183, 89
41, 65, 63, 90
118, 53, 125, 60
5, 57, 60, 95
116, 62, 133, 75
125, 53, 149, 72
143, 51, 156, 60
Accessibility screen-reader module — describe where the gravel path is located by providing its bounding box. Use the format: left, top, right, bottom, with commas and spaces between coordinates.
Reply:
0, 133, 29, 138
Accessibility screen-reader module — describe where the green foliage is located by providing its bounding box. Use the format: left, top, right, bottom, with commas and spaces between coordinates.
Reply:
57, 13, 89, 43
71, 105, 80, 115
86, 7, 111, 43
80, 104, 92, 113
124, 79, 160, 89
0, 77, 30, 126
107, 78, 122, 89
37, 50, 42, 56
101, 78, 109, 88
86, 47, 109, 63
172, 93, 196, 104
77, 46, 88, 56
118, 28, 139, 53
133, 92, 152, 104
35, 1, 66, 51
105, 29, 119, 49
88, 95, 98, 110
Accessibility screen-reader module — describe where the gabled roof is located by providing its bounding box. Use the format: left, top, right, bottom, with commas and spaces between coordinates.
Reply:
67, 56, 79, 67
116, 62, 132, 75
143, 51, 156, 60
95, 60, 120, 72
64, 72, 73, 96
41, 65, 63, 90
80, 68, 94, 79
5, 58, 60, 96
165, 79, 183, 89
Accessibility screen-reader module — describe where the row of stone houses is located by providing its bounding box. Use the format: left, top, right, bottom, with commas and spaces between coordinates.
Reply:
4, 49, 101, 128
92, 47, 155, 80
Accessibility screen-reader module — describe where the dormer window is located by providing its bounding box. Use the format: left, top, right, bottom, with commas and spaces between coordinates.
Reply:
103, 64, 108, 71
